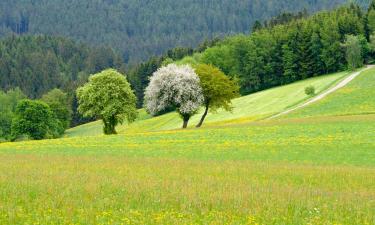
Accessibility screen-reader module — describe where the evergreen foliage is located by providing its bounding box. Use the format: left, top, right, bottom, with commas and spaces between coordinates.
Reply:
179, 4, 370, 95
0, 35, 125, 99
0, 0, 352, 64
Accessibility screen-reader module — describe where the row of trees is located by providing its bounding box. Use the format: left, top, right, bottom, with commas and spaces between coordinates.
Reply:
0, 88, 71, 141
2, 63, 238, 139
144, 64, 239, 129
172, 4, 374, 95
0, 35, 125, 126
127, 40, 220, 107
75, 64, 239, 135
0, 0, 350, 64
127, 3, 375, 105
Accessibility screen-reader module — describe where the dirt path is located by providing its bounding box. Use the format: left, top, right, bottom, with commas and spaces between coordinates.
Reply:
269, 65, 374, 119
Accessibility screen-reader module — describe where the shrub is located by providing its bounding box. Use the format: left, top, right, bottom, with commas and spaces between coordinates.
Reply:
305, 86, 316, 96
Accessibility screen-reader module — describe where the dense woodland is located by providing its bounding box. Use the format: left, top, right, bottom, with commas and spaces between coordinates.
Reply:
190, 4, 373, 94
129, 2, 375, 102
0, 35, 127, 128
0, 0, 357, 64
1, 0, 375, 141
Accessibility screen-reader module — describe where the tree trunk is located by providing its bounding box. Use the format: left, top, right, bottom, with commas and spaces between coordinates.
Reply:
196, 104, 209, 128
103, 116, 117, 135
182, 114, 190, 129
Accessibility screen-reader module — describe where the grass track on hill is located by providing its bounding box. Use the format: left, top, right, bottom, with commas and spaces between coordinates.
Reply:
284, 67, 375, 118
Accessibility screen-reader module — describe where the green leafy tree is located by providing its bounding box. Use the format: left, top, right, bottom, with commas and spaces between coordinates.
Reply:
0, 88, 26, 140
343, 35, 364, 70
76, 69, 137, 135
41, 89, 72, 129
11, 100, 60, 140
194, 64, 240, 127
367, 8, 375, 35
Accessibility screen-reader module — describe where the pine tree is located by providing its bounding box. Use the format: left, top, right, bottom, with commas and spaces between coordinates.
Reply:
309, 31, 325, 76
320, 19, 344, 73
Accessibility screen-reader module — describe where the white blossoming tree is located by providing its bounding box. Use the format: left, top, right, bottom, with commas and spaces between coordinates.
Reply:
144, 64, 203, 128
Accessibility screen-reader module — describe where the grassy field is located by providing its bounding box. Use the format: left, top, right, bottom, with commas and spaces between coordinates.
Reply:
0, 69, 374, 224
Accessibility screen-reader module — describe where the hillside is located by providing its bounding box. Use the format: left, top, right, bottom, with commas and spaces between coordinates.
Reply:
65, 70, 349, 137
283, 66, 375, 118
0, 67, 374, 224
0, 0, 352, 64
129, 3, 372, 106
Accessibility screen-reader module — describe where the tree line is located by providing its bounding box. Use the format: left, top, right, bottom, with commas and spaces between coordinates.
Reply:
0, 64, 238, 141
174, 3, 375, 95
0, 0, 355, 64
0, 35, 126, 126
0, 88, 71, 141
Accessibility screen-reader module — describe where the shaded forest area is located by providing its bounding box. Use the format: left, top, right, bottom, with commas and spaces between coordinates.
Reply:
0, 0, 353, 64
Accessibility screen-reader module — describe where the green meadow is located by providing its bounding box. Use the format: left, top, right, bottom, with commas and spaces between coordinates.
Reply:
0, 69, 374, 224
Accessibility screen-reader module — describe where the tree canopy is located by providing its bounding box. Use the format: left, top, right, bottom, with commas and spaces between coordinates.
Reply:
0, 88, 26, 140
0, 0, 357, 64
194, 64, 240, 127
344, 35, 365, 69
76, 69, 137, 135
144, 64, 203, 128
176, 4, 370, 96
11, 99, 62, 140
41, 89, 72, 130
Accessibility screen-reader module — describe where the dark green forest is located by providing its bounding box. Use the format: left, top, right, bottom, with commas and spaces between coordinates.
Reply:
129, 2, 375, 104
0, 35, 127, 129
0, 0, 357, 64
0, 35, 125, 99
1, 0, 375, 142
193, 4, 373, 95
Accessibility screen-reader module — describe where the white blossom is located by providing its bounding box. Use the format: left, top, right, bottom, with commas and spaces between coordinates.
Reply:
144, 64, 204, 116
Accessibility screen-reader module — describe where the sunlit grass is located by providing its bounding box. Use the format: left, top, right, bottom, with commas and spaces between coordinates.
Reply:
1, 69, 374, 224
0, 113, 374, 224
284, 67, 375, 118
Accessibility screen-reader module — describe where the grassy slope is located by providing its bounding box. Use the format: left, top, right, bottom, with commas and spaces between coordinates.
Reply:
66, 71, 348, 137
0, 69, 374, 224
283, 68, 375, 118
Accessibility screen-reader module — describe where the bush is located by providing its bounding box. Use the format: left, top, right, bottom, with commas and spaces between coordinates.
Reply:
305, 86, 316, 96
11, 100, 63, 140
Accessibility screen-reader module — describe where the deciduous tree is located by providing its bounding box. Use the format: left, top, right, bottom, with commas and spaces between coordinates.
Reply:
343, 35, 363, 70
41, 89, 72, 129
11, 100, 60, 140
77, 69, 137, 135
144, 64, 203, 128
194, 64, 239, 127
